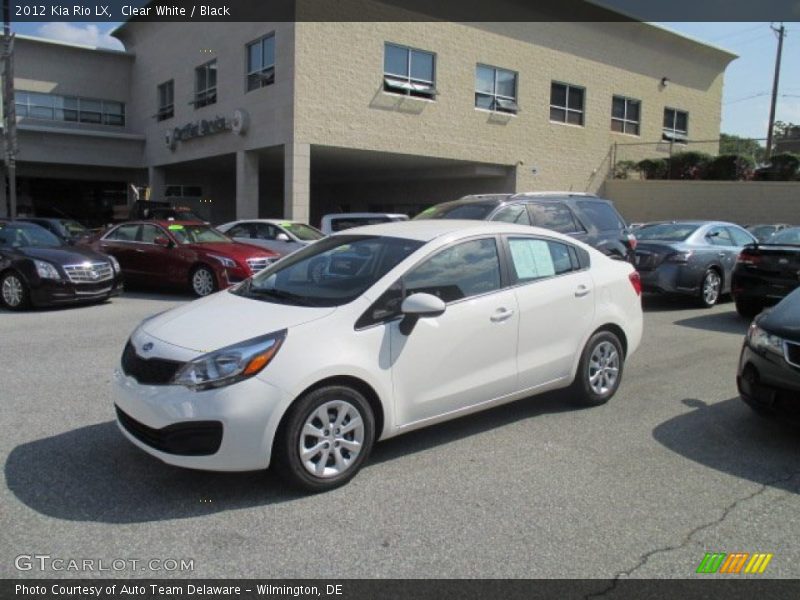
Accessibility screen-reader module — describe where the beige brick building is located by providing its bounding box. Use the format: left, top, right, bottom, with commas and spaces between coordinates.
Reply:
1, 11, 735, 226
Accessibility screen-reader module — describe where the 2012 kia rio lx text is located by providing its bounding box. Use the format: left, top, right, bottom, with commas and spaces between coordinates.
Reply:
113, 221, 643, 491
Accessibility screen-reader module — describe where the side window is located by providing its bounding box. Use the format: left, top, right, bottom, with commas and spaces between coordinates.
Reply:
728, 226, 755, 247
507, 238, 577, 283
404, 238, 501, 303
258, 224, 281, 240
106, 224, 140, 241
529, 203, 584, 234
492, 204, 531, 225
139, 224, 162, 243
707, 227, 733, 246
575, 200, 625, 232
228, 224, 254, 238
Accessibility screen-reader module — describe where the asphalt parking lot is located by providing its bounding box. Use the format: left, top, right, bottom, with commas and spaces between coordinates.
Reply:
1, 291, 799, 580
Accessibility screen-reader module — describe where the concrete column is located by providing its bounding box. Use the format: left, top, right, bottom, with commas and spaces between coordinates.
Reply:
236, 150, 259, 220
284, 142, 310, 222
148, 166, 166, 202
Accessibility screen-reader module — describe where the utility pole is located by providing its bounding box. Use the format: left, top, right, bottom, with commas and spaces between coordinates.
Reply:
1, 0, 17, 218
765, 23, 786, 160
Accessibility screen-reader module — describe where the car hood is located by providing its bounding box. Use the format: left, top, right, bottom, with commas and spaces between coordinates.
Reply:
141, 290, 336, 352
187, 242, 279, 260
17, 246, 112, 265
759, 288, 800, 342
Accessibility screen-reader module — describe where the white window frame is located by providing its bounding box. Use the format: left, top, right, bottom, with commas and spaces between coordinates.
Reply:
611, 95, 641, 136
663, 107, 689, 143
475, 64, 519, 114
550, 81, 585, 126
383, 42, 437, 99
194, 60, 217, 109
246, 33, 276, 92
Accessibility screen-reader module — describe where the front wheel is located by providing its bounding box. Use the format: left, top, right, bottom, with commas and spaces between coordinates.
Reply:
190, 265, 217, 297
273, 386, 375, 492
1, 271, 30, 310
698, 269, 722, 308
568, 331, 624, 407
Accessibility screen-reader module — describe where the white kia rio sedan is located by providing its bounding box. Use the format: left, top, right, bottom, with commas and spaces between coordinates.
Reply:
114, 221, 643, 491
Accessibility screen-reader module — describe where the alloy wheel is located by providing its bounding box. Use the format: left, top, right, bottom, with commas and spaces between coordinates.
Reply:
192, 268, 215, 296
298, 400, 365, 478
2, 275, 24, 307
702, 271, 721, 306
588, 341, 620, 396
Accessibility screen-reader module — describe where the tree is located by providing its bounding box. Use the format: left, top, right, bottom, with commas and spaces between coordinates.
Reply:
773, 121, 798, 138
719, 133, 766, 163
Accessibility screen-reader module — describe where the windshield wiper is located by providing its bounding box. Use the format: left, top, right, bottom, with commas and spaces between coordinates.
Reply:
246, 287, 315, 306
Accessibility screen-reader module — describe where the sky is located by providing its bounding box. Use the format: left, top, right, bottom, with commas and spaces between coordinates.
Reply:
10, 20, 800, 141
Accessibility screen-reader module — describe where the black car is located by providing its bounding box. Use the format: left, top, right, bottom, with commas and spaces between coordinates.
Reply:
0, 221, 123, 310
17, 217, 92, 244
737, 287, 800, 416
732, 227, 800, 318
414, 192, 636, 261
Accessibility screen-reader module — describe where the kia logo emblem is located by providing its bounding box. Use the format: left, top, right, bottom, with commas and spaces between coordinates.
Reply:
142, 342, 154, 352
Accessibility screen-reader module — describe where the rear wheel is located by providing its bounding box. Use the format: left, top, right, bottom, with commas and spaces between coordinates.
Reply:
273, 385, 375, 492
568, 331, 624, 407
1, 271, 30, 310
190, 265, 217, 297
698, 269, 722, 308
735, 297, 762, 319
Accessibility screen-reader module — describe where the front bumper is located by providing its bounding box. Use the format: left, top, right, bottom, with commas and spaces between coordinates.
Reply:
113, 368, 291, 471
737, 343, 800, 415
29, 276, 123, 307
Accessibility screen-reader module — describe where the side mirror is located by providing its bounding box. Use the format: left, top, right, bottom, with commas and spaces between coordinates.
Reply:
154, 236, 172, 248
276, 233, 291, 242
399, 292, 446, 335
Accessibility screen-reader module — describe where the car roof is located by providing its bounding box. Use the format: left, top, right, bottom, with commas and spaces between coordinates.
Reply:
322, 213, 407, 219
117, 220, 205, 227
639, 220, 738, 228
223, 219, 304, 225
336, 219, 570, 242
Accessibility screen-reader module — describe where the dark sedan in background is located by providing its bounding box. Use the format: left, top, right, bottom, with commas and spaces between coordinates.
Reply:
737, 286, 800, 416
732, 227, 800, 318
633, 221, 757, 307
89, 221, 279, 296
745, 223, 792, 243
17, 217, 93, 244
0, 221, 122, 310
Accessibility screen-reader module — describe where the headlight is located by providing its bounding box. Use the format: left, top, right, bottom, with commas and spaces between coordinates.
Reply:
209, 254, 237, 268
33, 259, 61, 280
108, 255, 121, 274
172, 330, 287, 391
747, 321, 784, 355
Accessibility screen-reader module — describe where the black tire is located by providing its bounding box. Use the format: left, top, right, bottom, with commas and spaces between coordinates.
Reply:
735, 297, 762, 320
0, 271, 30, 311
568, 331, 625, 407
190, 265, 217, 297
273, 385, 375, 492
698, 268, 722, 308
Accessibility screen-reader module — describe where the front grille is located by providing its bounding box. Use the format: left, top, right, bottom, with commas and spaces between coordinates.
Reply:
121, 341, 184, 385
116, 406, 223, 456
246, 257, 272, 273
784, 342, 800, 369
64, 261, 113, 284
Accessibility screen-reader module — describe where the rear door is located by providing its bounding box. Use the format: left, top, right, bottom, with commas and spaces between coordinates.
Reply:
506, 235, 595, 388
98, 224, 141, 276
706, 226, 738, 287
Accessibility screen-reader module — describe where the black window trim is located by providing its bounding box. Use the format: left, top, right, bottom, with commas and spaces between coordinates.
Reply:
549, 80, 586, 127
611, 94, 641, 137
501, 234, 590, 289
382, 41, 438, 100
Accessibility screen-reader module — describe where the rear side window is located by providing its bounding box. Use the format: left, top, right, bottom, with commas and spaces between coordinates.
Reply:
106, 224, 140, 241
707, 227, 734, 246
507, 237, 579, 283
492, 204, 531, 225
227, 223, 256, 238
575, 200, 625, 231
528, 203, 584, 234
727, 226, 755, 247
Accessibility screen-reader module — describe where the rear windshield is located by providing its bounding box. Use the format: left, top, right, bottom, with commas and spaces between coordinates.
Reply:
635, 223, 700, 242
767, 228, 800, 245
575, 200, 626, 231
414, 203, 497, 221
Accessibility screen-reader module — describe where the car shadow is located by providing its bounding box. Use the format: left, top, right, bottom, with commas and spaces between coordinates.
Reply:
673, 311, 749, 335
642, 294, 734, 312
120, 285, 194, 301
652, 398, 800, 493
5, 391, 575, 523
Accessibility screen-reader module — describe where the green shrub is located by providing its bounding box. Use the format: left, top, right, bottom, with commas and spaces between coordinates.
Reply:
667, 151, 714, 179
754, 153, 800, 181
635, 158, 668, 180
613, 160, 638, 179
705, 154, 755, 180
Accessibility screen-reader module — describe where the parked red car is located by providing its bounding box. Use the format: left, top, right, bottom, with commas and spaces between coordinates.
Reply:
88, 221, 279, 296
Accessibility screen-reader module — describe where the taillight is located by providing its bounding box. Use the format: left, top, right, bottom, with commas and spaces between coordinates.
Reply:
737, 250, 761, 266
628, 271, 642, 296
626, 232, 637, 251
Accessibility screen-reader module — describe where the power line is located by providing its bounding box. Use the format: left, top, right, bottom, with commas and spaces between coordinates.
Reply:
709, 24, 765, 42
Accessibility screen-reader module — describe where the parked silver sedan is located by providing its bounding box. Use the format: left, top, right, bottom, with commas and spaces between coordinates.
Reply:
216, 219, 325, 257
633, 221, 757, 307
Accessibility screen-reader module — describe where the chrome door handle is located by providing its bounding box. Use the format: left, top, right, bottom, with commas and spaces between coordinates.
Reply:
575, 286, 591, 297
490, 308, 515, 322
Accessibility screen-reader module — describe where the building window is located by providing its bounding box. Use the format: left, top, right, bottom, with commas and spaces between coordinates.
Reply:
611, 95, 640, 135
194, 60, 217, 108
157, 80, 174, 121
14, 91, 125, 126
475, 64, 518, 114
246, 34, 275, 91
165, 185, 203, 198
663, 107, 688, 143
550, 82, 585, 126
383, 43, 436, 99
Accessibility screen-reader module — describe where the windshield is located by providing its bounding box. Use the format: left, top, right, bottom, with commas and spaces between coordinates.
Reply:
766, 228, 800, 245
0, 223, 63, 248
233, 235, 424, 307
281, 222, 325, 241
635, 223, 700, 242
414, 202, 497, 221
61, 220, 88, 235
168, 224, 230, 244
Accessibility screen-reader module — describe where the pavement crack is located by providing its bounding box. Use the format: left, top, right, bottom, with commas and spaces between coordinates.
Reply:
585, 470, 800, 599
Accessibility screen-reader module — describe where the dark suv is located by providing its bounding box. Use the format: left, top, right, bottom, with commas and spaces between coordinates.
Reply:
414, 192, 636, 261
